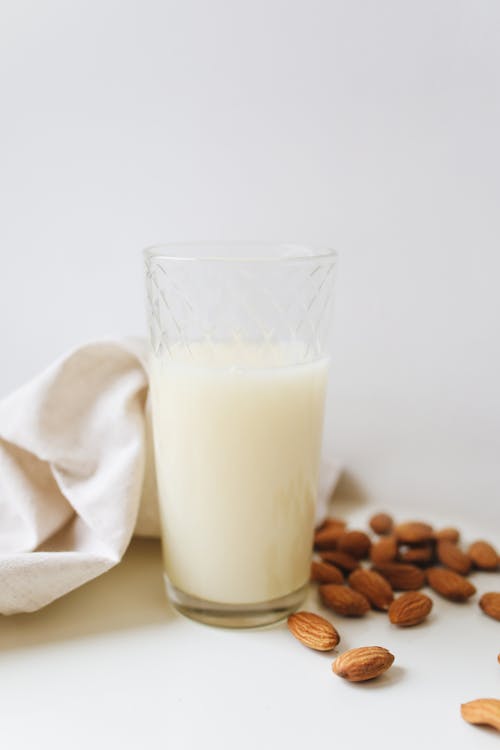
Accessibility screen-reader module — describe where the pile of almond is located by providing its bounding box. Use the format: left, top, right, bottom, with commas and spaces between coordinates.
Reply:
287, 512, 500, 733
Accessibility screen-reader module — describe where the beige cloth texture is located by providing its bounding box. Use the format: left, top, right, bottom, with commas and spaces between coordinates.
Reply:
0, 340, 337, 615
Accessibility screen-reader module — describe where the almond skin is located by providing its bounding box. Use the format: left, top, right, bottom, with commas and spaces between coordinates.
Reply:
332, 646, 394, 682
395, 521, 434, 545
314, 525, 345, 551
310, 561, 344, 585
388, 592, 433, 627
348, 569, 394, 610
461, 699, 500, 732
434, 527, 460, 543
319, 584, 370, 616
287, 611, 340, 651
427, 567, 476, 601
319, 550, 360, 573
372, 562, 426, 590
399, 545, 434, 565
479, 592, 500, 621
436, 540, 471, 575
370, 536, 398, 565
468, 540, 499, 571
337, 530, 372, 559
369, 512, 394, 535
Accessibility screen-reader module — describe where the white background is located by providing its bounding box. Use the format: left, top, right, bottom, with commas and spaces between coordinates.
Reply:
0, 3, 499, 748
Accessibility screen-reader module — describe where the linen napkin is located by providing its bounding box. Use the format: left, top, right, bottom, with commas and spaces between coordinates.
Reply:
0, 340, 338, 615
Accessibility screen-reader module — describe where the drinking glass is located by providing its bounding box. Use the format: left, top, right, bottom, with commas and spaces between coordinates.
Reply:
144, 243, 337, 627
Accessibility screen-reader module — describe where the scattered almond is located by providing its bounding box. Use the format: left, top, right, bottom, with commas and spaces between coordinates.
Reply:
319, 584, 370, 617
310, 561, 344, 585
369, 512, 393, 535
434, 527, 460, 543
287, 611, 340, 651
314, 525, 345, 551
348, 569, 394, 611
399, 545, 434, 565
479, 592, 500, 622
319, 550, 360, 573
395, 521, 434, 545
427, 567, 476, 602
388, 592, 433, 627
370, 535, 398, 565
332, 646, 394, 682
436, 540, 471, 576
337, 530, 371, 559
315, 517, 346, 533
372, 562, 426, 591
468, 540, 499, 571
461, 698, 500, 732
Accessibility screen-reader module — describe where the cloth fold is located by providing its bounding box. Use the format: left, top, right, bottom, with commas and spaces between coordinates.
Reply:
0, 340, 337, 614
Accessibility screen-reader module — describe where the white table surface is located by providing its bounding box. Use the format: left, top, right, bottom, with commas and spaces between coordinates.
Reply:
0, 502, 498, 750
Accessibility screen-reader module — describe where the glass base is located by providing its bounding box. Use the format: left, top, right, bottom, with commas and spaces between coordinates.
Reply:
164, 576, 308, 628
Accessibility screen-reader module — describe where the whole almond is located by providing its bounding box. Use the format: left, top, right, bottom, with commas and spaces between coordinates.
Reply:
332, 646, 394, 682
436, 540, 471, 575
370, 535, 398, 565
434, 527, 460, 543
479, 592, 500, 622
310, 561, 344, 585
348, 569, 394, 610
372, 562, 426, 590
319, 550, 360, 573
427, 567, 476, 601
287, 611, 340, 651
388, 591, 433, 627
395, 521, 434, 545
319, 584, 370, 616
461, 699, 500, 732
369, 512, 393, 535
314, 525, 345, 551
315, 517, 346, 533
468, 540, 499, 571
337, 530, 371, 559
399, 545, 434, 565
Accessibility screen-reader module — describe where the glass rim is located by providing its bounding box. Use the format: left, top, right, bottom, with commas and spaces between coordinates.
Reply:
143, 241, 338, 264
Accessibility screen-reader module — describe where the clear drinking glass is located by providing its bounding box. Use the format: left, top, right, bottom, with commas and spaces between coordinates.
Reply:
144, 243, 337, 627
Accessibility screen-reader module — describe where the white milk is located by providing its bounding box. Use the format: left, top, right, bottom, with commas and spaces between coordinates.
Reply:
150, 343, 328, 604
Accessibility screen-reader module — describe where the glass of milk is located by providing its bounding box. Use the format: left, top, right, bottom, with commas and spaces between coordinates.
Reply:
144, 243, 337, 627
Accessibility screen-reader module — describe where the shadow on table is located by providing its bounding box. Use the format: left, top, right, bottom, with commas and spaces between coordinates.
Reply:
328, 469, 370, 517
0, 538, 176, 652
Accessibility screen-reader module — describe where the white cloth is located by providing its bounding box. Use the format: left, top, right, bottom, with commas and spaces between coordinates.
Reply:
0, 340, 338, 614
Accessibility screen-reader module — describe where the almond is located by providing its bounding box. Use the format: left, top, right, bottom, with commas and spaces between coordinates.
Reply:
388, 591, 433, 627
436, 540, 471, 575
310, 561, 344, 585
332, 646, 394, 682
468, 540, 499, 571
427, 567, 476, 601
479, 592, 500, 622
399, 545, 434, 565
372, 562, 426, 590
369, 512, 393, 535
434, 527, 460, 543
319, 584, 370, 616
370, 535, 398, 565
319, 550, 360, 573
348, 569, 394, 610
287, 611, 340, 651
461, 699, 500, 732
337, 530, 371, 559
313, 525, 345, 551
395, 521, 434, 545
315, 517, 346, 533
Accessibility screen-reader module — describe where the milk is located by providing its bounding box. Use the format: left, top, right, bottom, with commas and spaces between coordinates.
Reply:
150, 343, 328, 605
